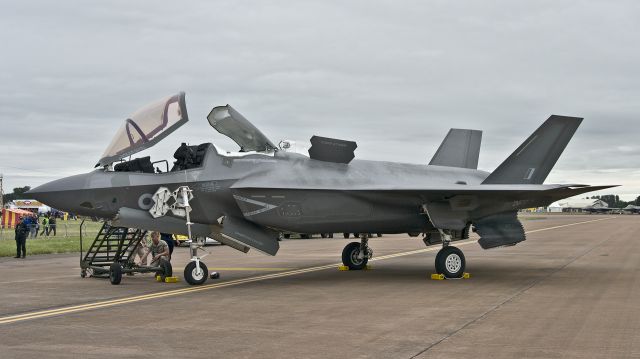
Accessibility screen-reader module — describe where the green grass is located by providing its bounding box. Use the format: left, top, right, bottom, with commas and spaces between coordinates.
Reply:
0, 236, 82, 257
0, 220, 105, 257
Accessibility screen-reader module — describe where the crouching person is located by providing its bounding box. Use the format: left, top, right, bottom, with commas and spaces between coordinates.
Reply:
141, 231, 170, 266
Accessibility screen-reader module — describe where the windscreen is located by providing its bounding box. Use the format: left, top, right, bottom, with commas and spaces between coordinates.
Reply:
97, 92, 188, 167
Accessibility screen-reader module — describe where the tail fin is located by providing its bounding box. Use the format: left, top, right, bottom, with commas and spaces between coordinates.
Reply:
429, 129, 482, 169
482, 115, 582, 184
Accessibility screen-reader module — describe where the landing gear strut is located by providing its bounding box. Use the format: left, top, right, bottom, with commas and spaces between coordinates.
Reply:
151, 185, 209, 285
341, 234, 373, 270
433, 230, 466, 278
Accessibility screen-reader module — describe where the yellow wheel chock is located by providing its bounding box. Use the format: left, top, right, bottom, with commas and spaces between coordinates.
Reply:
156, 275, 180, 283
431, 272, 471, 280
338, 264, 372, 271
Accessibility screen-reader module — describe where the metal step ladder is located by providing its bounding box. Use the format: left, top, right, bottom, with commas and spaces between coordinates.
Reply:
80, 221, 147, 278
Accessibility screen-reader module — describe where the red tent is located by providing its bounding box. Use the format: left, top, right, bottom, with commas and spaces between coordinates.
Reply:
1, 208, 35, 229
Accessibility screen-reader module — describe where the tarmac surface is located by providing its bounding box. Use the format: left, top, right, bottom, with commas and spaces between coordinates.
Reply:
0, 214, 638, 358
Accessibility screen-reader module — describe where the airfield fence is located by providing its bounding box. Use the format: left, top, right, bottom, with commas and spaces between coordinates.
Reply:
0, 219, 104, 241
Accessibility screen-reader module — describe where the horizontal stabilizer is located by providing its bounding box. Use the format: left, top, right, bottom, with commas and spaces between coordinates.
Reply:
483, 115, 582, 184
474, 211, 526, 249
429, 129, 482, 169
308, 136, 357, 164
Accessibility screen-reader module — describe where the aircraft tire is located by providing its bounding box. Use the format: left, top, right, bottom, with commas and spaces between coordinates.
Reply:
184, 261, 208, 285
342, 242, 368, 270
343, 233, 350, 239
109, 263, 123, 285
435, 246, 465, 278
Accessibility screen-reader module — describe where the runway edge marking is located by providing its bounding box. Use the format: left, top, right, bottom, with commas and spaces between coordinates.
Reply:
0, 217, 615, 325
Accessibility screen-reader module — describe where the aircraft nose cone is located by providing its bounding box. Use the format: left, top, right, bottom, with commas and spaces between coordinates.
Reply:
28, 173, 90, 211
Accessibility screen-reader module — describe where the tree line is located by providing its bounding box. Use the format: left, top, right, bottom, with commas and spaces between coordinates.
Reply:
2, 186, 32, 204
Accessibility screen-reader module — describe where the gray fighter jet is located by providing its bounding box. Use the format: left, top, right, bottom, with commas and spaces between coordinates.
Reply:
622, 205, 640, 214
29, 92, 615, 284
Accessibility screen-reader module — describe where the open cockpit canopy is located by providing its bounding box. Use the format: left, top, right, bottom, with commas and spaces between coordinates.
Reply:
207, 105, 277, 152
97, 92, 188, 167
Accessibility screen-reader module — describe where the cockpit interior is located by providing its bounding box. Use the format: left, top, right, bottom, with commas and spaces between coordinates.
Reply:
98, 92, 279, 174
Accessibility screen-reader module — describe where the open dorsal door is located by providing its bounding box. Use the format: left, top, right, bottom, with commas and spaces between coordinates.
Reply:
97, 92, 189, 167
207, 105, 277, 152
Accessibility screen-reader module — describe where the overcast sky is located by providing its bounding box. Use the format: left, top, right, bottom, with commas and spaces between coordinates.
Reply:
1, 1, 638, 200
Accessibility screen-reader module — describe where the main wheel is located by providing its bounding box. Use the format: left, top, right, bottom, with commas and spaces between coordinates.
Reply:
157, 259, 173, 281
109, 263, 123, 285
184, 261, 208, 285
435, 246, 465, 278
341, 242, 368, 270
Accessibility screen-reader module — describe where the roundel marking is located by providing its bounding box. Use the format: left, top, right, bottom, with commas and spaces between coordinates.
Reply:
138, 193, 154, 210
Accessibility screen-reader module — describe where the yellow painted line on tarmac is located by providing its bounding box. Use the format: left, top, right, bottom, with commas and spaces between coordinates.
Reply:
0, 216, 615, 325
0, 244, 465, 326
206, 267, 295, 271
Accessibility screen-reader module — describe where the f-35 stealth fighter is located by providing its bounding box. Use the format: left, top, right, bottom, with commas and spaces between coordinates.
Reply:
29, 92, 615, 284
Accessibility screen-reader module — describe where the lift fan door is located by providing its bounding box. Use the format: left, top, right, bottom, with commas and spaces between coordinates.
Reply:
207, 105, 277, 152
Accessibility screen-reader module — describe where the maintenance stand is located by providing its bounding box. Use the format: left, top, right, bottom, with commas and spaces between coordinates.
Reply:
79, 220, 172, 285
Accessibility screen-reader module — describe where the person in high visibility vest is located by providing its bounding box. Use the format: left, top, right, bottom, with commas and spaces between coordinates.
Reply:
40, 215, 49, 236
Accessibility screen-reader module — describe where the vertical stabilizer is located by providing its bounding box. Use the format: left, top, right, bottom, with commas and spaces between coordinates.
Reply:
429, 129, 482, 169
482, 115, 582, 184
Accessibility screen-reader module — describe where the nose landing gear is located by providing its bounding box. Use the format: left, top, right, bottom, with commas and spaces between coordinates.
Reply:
150, 185, 211, 285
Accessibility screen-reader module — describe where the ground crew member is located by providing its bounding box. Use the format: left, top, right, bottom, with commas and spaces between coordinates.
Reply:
160, 233, 175, 256
14, 217, 29, 258
40, 215, 49, 236
140, 231, 170, 266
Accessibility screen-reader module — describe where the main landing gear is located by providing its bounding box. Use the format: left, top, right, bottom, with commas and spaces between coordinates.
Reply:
433, 230, 466, 278
341, 234, 373, 270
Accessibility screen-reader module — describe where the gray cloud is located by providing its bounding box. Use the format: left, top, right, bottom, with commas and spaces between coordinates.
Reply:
1, 1, 638, 200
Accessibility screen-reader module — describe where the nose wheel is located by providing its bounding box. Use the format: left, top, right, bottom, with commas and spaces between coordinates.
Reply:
184, 260, 208, 285
435, 246, 466, 278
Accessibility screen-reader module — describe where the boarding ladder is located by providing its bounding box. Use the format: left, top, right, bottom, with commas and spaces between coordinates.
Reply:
79, 222, 147, 277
